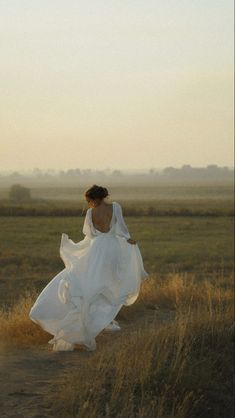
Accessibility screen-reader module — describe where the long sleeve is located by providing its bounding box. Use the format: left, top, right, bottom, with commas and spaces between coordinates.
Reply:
82, 208, 93, 238
115, 202, 131, 239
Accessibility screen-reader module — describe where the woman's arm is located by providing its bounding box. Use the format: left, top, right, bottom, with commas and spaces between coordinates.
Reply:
82, 208, 94, 238
115, 202, 136, 244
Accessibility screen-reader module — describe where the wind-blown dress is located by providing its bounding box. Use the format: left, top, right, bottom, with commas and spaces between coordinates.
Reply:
29, 201, 149, 351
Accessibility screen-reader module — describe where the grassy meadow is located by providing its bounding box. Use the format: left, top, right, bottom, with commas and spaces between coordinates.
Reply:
0, 215, 233, 308
0, 273, 233, 418
0, 184, 234, 417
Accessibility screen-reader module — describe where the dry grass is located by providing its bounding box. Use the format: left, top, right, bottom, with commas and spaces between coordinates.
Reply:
0, 289, 50, 349
50, 274, 233, 418
0, 274, 233, 417
139, 272, 234, 310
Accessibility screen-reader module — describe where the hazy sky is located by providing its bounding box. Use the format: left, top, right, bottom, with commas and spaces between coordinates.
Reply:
0, 0, 234, 171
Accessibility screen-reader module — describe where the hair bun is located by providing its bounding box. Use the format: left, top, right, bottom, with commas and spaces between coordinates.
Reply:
85, 185, 109, 200
101, 187, 108, 198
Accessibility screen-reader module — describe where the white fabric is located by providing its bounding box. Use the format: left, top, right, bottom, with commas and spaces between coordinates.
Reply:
29, 201, 149, 351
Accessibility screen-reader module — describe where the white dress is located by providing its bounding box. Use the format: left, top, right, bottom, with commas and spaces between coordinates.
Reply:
29, 201, 149, 351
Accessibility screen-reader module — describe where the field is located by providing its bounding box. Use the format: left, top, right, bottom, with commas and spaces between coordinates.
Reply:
0, 184, 234, 417
0, 215, 233, 308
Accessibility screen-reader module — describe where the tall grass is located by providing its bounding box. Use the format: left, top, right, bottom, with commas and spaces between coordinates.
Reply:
0, 289, 50, 349
0, 273, 233, 417
50, 274, 233, 418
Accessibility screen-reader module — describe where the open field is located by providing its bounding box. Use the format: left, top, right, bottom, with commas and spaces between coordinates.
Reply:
0, 198, 234, 217
0, 273, 233, 418
0, 215, 233, 308
0, 184, 234, 417
0, 183, 234, 217
0, 183, 234, 201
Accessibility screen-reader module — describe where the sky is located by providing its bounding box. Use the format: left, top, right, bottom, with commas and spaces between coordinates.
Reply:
0, 0, 234, 171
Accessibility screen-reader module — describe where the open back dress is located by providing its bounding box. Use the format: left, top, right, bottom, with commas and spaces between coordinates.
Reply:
29, 201, 149, 351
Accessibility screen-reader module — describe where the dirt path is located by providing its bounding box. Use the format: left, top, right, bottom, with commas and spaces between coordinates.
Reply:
0, 307, 175, 418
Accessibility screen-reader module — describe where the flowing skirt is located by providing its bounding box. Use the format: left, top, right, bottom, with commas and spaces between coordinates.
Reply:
29, 232, 149, 351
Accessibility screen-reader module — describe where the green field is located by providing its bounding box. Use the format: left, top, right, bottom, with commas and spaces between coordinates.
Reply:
0, 183, 234, 216
0, 214, 233, 308
0, 183, 234, 200
0, 184, 234, 307
0, 185, 234, 418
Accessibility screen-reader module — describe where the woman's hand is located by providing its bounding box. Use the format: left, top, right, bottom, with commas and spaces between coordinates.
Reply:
127, 238, 137, 245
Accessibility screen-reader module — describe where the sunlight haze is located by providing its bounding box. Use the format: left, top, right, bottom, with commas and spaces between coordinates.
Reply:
0, 0, 234, 171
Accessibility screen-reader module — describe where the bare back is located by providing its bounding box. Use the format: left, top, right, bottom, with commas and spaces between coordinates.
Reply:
91, 202, 113, 233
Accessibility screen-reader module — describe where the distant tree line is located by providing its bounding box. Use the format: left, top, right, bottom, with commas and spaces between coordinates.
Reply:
9, 184, 31, 202
0, 165, 233, 186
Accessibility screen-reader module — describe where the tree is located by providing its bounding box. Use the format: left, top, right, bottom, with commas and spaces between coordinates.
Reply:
112, 170, 123, 176
9, 184, 31, 202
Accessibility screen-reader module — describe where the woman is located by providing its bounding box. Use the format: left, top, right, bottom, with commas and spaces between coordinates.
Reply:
29, 185, 149, 351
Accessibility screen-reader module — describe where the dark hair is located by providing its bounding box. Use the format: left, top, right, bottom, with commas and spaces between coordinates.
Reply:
85, 184, 109, 200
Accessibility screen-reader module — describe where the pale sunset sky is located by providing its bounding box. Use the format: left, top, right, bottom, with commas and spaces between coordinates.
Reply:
0, 0, 234, 171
